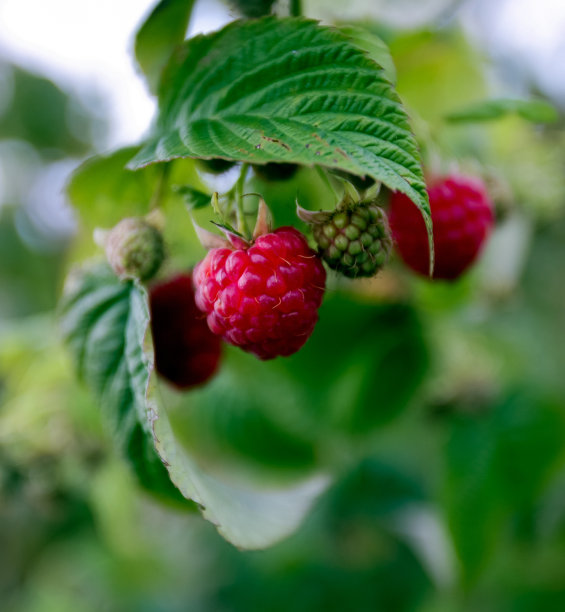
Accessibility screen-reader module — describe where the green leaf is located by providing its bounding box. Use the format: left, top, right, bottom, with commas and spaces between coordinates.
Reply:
66, 147, 157, 226
445, 414, 501, 583
134, 0, 196, 94
129, 17, 430, 243
169, 355, 317, 471
492, 391, 565, 509
60, 263, 328, 549
59, 263, 190, 506
444, 389, 565, 583
446, 98, 559, 124
175, 184, 212, 210
328, 459, 426, 521
150, 378, 328, 549
337, 24, 397, 84
228, 0, 276, 18
0, 64, 98, 158
65, 147, 206, 261
277, 296, 429, 434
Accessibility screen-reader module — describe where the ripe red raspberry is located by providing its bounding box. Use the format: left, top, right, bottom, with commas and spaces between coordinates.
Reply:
149, 273, 222, 389
193, 227, 326, 360
388, 174, 494, 280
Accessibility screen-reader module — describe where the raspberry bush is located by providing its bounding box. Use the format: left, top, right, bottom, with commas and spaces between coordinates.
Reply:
59, 8, 435, 549
3, 0, 565, 609
48, 0, 563, 585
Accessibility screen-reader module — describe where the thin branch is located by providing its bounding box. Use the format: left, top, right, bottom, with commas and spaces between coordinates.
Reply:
290, 0, 301, 17
235, 163, 250, 236
149, 163, 171, 209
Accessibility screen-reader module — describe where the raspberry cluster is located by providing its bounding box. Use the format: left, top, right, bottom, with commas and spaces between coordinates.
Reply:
389, 174, 494, 280
193, 227, 326, 360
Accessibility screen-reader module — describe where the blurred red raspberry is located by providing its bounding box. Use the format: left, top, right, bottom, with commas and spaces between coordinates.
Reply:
149, 273, 222, 389
389, 174, 494, 280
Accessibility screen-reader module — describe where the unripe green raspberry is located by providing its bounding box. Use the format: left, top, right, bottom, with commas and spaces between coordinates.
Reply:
105, 217, 165, 281
300, 202, 392, 278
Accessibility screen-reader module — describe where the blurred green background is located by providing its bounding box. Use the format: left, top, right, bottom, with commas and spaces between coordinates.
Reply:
1, 0, 565, 610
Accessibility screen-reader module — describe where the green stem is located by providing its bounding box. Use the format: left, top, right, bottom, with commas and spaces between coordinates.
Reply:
149, 163, 171, 209
235, 163, 250, 236
290, 0, 301, 17
315, 166, 341, 204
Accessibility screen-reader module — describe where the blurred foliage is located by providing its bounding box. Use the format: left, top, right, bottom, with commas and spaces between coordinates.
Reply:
0, 63, 104, 159
445, 97, 559, 124
0, 208, 65, 318
2, 0, 565, 610
134, 0, 196, 95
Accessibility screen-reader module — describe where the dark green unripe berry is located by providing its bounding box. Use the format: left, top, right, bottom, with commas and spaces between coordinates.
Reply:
198, 158, 236, 174
105, 217, 165, 282
302, 201, 392, 278
253, 162, 298, 181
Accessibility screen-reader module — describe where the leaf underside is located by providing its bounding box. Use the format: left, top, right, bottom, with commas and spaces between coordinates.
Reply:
129, 17, 431, 242
59, 264, 189, 506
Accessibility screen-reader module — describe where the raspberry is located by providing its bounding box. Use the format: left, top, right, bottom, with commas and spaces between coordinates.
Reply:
388, 174, 494, 280
105, 217, 164, 282
310, 202, 392, 278
149, 273, 222, 389
193, 226, 326, 360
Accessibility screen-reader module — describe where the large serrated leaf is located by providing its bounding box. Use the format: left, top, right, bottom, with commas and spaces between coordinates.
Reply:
337, 24, 396, 85
128, 17, 430, 239
134, 0, 196, 94
149, 387, 328, 548
60, 264, 328, 549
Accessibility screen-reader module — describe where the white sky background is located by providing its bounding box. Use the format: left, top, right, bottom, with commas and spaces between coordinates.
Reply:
0, 0, 563, 245
462, 0, 565, 101
0, 0, 232, 243
0, 0, 232, 148
0, 0, 564, 148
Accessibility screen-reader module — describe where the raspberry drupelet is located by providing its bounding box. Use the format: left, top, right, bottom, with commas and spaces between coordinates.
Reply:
193, 226, 326, 360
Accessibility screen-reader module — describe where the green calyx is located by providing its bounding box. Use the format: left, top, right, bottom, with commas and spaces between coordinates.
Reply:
299, 200, 392, 278
104, 217, 165, 282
